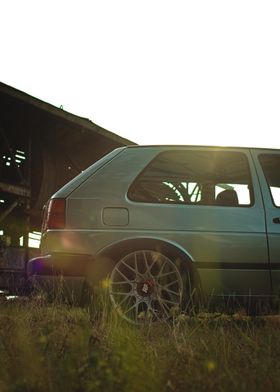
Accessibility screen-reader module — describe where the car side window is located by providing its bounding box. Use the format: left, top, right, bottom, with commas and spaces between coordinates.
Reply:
128, 150, 253, 206
258, 154, 280, 207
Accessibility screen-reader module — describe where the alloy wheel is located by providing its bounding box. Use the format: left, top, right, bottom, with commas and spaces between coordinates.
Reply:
109, 250, 183, 323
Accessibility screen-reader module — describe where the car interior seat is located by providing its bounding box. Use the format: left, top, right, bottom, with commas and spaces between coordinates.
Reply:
215, 189, 239, 206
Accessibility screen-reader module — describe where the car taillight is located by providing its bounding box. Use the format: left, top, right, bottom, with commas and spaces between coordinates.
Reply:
42, 198, 65, 232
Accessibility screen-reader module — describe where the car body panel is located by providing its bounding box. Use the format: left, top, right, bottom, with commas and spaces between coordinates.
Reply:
35, 145, 280, 298
251, 149, 280, 295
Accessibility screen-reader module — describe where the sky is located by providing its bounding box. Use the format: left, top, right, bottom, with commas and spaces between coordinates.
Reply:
1, 1, 280, 147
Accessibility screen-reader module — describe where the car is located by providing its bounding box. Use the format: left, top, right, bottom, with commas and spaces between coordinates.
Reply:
27, 145, 280, 322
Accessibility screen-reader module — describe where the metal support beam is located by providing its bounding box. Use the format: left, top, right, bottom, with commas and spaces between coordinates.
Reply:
0, 182, 31, 198
0, 199, 22, 224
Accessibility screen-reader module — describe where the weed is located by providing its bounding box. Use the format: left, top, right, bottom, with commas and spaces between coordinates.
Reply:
0, 287, 280, 391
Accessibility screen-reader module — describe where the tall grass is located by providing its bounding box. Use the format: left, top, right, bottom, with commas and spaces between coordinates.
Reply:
0, 289, 280, 391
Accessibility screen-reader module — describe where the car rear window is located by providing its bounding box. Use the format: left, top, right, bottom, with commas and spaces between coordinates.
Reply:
128, 150, 254, 207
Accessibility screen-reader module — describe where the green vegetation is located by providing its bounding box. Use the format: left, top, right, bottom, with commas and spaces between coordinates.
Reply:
0, 292, 280, 392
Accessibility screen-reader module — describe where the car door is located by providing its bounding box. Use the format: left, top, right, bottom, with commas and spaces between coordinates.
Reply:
251, 149, 280, 295
128, 146, 271, 296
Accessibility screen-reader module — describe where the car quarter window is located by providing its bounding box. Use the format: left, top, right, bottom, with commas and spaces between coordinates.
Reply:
128, 150, 253, 206
258, 154, 280, 207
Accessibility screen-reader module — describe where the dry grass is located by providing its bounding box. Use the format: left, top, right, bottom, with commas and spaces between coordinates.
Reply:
0, 291, 280, 391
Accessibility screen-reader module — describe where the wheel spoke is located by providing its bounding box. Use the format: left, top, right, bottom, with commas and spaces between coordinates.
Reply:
157, 300, 170, 318
148, 305, 161, 321
158, 297, 179, 306
117, 292, 134, 307
158, 260, 167, 276
110, 291, 132, 296
115, 267, 133, 283
134, 253, 139, 274
135, 299, 141, 319
147, 254, 158, 274
157, 270, 177, 279
123, 298, 142, 316
143, 252, 150, 274
163, 279, 180, 288
121, 259, 137, 275
157, 285, 181, 297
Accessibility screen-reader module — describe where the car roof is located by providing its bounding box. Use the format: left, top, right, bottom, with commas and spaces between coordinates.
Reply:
125, 144, 280, 151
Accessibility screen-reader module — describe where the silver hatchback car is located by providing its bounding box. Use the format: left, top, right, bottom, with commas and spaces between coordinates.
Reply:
28, 145, 280, 322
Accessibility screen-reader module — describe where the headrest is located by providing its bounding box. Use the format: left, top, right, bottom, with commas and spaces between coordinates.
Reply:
216, 189, 238, 206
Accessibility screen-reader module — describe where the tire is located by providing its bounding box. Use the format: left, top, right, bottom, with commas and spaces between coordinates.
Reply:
108, 249, 185, 324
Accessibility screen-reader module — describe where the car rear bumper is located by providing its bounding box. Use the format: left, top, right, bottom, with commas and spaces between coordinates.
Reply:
27, 253, 94, 301
27, 253, 93, 277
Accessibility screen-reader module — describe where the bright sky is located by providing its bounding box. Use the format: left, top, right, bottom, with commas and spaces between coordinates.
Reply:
1, 1, 280, 147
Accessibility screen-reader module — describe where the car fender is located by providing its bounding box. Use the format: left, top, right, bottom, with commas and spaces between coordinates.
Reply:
87, 237, 202, 296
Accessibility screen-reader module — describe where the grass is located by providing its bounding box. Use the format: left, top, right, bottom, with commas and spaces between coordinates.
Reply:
0, 291, 280, 391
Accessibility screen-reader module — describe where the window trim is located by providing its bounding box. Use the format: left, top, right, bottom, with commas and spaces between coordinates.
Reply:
127, 149, 255, 207
258, 153, 280, 209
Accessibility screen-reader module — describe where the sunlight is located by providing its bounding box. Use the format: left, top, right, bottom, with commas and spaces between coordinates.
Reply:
1, 1, 279, 148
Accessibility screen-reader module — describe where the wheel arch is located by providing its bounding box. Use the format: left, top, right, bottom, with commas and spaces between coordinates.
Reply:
97, 236, 194, 262
91, 237, 201, 293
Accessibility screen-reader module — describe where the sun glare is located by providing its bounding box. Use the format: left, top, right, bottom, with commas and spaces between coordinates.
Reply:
1, 2, 280, 148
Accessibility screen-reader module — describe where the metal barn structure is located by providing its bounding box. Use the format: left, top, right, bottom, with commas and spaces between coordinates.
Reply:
0, 82, 134, 291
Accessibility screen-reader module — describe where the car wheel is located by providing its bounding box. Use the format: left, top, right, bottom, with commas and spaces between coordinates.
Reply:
109, 250, 184, 323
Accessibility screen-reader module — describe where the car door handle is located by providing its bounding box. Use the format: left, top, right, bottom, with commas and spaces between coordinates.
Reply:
273, 217, 280, 224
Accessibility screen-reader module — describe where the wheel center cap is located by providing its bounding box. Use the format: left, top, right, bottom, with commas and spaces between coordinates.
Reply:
137, 280, 155, 297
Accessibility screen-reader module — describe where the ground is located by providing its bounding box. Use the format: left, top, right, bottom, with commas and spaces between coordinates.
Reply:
0, 293, 280, 392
